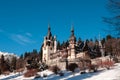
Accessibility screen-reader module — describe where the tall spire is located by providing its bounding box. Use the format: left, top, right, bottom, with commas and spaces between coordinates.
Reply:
71, 25, 74, 37
48, 24, 51, 33
98, 33, 102, 47
98, 33, 105, 57
98, 33, 101, 41
47, 24, 52, 39
69, 25, 76, 43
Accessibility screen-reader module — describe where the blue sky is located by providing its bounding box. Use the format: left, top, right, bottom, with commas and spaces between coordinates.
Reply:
0, 0, 110, 56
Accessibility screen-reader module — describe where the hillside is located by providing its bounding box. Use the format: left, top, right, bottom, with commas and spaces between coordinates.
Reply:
0, 63, 120, 80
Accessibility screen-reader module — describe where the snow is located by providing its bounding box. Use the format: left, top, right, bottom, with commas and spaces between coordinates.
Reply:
0, 72, 23, 80
0, 63, 120, 80
84, 63, 120, 80
0, 51, 15, 56
0, 51, 19, 59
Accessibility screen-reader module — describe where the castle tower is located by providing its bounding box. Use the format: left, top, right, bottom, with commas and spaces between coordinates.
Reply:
54, 36, 57, 53
42, 24, 57, 63
69, 26, 76, 59
98, 34, 105, 57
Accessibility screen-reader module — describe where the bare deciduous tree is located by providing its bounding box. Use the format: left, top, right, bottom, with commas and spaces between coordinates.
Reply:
103, 0, 120, 37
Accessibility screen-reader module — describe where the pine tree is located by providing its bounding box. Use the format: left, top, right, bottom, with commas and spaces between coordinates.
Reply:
65, 40, 69, 47
24, 52, 28, 59
32, 49, 37, 54
78, 37, 82, 45
101, 38, 106, 45
11, 57, 17, 70
0, 55, 5, 73
39, 44, 43, 61
20, 54, 23, 59
16, 58, 25, 70
57, 41, 61, 50
106, 34, 112, 41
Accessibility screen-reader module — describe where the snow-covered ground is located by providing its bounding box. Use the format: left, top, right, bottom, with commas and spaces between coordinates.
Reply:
0, 63, 120, 80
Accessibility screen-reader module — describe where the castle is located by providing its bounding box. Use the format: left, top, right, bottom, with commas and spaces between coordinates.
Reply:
42, 25, 104, 69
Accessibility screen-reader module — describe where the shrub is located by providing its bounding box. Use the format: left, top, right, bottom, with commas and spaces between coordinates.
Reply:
39, 63, 48, 71
90, 64, 98, 72
80, 71, 86, 74
59, 72, 64, 76
24, 69, 38, 77
49, 65, 60, 74
68, 63, 78, 72
113, 57, 118, 63
102, 59, 114, 69
16, 68, 24, 73
78, 62, 85, 71
43, 74, 47, 77
3, 71, 10, 75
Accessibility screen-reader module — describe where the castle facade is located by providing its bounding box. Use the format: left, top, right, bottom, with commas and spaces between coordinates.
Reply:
42, 25, 104, 69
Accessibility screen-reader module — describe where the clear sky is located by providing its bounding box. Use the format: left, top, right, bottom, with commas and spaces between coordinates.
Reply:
0, 0, 110, 56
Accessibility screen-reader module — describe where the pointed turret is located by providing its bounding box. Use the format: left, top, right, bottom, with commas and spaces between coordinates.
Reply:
98, 34, 105, 57
69, 25, 76, 44
69, 25, 76, 59
47, 24, 52, 39
71, 26, 74, 37
42, 24, 57, 64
